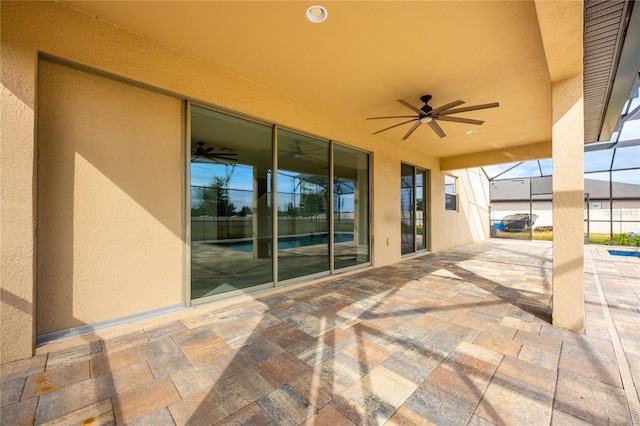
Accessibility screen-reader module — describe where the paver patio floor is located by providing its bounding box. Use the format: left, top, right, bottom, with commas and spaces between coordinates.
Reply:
2, 239, 638, 425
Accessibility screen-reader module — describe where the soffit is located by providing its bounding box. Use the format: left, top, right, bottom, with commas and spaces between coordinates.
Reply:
61, 1, 571, 159
583, 0, 636, 144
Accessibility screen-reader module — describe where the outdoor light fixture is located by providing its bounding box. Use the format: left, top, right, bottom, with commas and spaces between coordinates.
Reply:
306, 5, 328, 23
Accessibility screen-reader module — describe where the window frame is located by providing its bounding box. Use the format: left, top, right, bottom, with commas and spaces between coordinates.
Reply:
445, 174, 458, 212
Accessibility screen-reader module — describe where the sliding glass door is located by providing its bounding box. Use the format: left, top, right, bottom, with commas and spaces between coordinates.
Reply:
334, 145, 370, 269
276, 129, 330, 282
401, 163, 429, 255
189, 104, 370, 301
190, 106, 273, 299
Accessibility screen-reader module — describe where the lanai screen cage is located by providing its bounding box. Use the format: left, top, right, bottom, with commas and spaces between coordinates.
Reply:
484, 71, 640, 245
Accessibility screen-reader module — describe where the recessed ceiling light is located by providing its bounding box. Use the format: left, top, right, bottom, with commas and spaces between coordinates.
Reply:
465, 130, 477, 135
306, 5, 328, 23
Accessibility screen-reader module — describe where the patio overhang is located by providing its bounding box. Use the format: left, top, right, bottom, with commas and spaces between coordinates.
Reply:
59, 0, 580, 163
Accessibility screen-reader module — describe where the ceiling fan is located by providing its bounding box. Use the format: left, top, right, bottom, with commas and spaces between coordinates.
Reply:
280, 140, 327, 163
192, 141, 238, 163
367, 95, 499, 140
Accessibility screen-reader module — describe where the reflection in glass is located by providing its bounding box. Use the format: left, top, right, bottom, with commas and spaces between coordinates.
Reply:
334, 145, 370, 269
190, 106, 272, 299
401, 163, 415, 255
416, 169, 428, 251
277, 129, 329, 282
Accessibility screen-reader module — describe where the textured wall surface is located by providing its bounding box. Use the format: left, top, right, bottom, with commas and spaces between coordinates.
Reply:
552, 74, 585, 332
433, 168, 491, 251
1, 2, 492, 362
36, 60, 183, 334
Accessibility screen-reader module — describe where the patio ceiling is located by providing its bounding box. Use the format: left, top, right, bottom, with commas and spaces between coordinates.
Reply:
61, 1, 583, 160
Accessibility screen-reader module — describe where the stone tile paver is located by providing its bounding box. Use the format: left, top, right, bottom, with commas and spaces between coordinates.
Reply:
1, 240, 638, 426
112, 375, 181, 424
39, 399, 114, 426
257, 384, 316, 426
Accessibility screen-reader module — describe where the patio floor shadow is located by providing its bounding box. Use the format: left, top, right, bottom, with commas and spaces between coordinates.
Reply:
1, 239, 638, 425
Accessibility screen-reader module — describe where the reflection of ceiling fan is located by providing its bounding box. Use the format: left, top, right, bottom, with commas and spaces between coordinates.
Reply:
192, 141, 238, 163
367, 95, 499, 140
281, 140, 326, 163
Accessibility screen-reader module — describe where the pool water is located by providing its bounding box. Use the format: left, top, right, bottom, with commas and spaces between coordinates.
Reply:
213, 233, 353, 253
608, 250, 640, 258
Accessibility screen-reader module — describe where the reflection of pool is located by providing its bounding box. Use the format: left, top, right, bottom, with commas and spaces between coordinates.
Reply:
608, 250, 640, 258
212, 233, 353, 253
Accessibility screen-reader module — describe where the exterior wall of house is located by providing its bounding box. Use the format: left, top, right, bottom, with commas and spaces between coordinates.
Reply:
36, 60, 183, 334
1, 2, 491, 362
433, 168, 490, 251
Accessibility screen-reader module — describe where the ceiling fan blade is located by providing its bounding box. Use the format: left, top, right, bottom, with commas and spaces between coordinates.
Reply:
367, 115, 418, 120
401, 121, 422, 140
428, 120, 446, 138
373, 118, 418, 135
438, 102, 500, 116
396, 99, 424, 115
204, 147, 214, 153
430, 100, 465, 115
208, 156, 238, 162
435, 116, 485, 125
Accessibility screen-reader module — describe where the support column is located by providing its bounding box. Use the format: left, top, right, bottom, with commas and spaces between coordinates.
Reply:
552, 74, 585, 332
253, 166, 270, 258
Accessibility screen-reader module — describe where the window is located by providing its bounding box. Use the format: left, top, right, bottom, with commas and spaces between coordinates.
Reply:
445, 175, 458, 211
190, 104, 371, 302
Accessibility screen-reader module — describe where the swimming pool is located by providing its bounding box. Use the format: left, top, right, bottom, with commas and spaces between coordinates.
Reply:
608, 250, 640, 258
212, 233, 354, 253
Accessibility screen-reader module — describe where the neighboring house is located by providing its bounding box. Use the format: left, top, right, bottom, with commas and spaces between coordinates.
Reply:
490, 178, 640, 233
1, 1, 635, 363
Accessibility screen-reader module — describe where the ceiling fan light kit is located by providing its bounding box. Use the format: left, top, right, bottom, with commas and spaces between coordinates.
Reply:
368, 95, 499, 140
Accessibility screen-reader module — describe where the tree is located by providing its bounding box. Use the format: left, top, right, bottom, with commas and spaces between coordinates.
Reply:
192, 176, 237, 217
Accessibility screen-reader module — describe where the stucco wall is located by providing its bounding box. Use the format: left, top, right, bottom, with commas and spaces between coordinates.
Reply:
1, 1, 489, 362
432, 168, 490, 251
551, 74, 585, 332
36, 60, 183, 334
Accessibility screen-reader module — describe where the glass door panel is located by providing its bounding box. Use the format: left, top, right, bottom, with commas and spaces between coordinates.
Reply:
416, 169, 429, 251
401, 163, 415, 255
190, 106, 273, 300
334, 145, 370, 269
416, 171, 425, 251
277, 129, 330, 282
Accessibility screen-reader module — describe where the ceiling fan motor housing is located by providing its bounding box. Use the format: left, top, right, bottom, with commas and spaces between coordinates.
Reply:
420, 94, 433, 114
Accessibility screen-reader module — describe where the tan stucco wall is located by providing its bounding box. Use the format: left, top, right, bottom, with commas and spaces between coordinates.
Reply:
1, 2, 489, 362
36, 60, 183, 334
552, 74, 585, 332
432, 168, 490, 251
440, 141, 552, 171
1, 19, 38, 363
